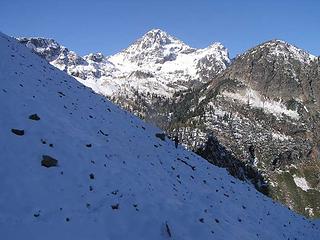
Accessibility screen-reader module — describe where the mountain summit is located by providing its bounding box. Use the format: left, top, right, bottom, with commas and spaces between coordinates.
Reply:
109, 29, 192, 66
129, 28, 190, 51
169, 37, 320, 218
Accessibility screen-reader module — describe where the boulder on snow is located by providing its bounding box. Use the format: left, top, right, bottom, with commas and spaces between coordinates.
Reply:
41, 155, 58, 168
11, 128, 25, 136
155, 133, 166, 141
29, 114, 40, 121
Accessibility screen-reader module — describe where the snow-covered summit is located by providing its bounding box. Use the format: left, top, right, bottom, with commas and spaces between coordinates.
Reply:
109, 28, 229, 72
19, 30, 230, 99
18, 36, 87, 71
18, 37, 67, 62
246, 39, 317, 64
128, 28, 191, 52
109, 29, 192, 65
1, 31, 320, 240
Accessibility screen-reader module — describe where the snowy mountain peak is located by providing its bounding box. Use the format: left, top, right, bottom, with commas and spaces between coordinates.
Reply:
18, 37, 66, 62
202, 42, 230, 62
141, 28, 175, 45
18, 37, 60, 50
134, 28, 189, 50
19, 31, 231, 100
109, 29, 192, 67
249, 39, 317, 63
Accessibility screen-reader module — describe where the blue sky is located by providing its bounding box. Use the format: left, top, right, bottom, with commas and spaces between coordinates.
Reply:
1, 0, 319, 57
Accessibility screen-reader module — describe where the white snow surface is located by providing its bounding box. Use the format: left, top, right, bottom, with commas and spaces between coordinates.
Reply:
272, 132, 291, 141
293, 176, 311, 192
1, 32, 319, 239
223, 88, 300, 120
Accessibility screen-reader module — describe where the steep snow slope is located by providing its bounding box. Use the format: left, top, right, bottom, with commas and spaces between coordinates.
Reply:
1, 33, 319, 239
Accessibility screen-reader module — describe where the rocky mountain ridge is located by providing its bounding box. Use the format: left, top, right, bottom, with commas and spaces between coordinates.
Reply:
169, 39, 320, 218
19, 29, 230, 98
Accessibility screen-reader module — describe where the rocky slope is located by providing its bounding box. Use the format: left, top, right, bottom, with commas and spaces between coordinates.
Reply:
18, 32, 320, 218
169, 40, 320, 218
3, 31, 320, 239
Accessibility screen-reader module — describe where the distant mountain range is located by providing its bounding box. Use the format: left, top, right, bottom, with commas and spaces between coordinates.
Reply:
18, 29, 320, 218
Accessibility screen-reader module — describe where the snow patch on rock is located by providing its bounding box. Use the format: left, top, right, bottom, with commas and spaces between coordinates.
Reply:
222, 88, 300, 120
293, 176, 311, 191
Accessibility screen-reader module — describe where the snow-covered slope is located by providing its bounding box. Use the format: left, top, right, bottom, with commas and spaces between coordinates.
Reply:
109, 29, 230, 87
1, 32, 320, 239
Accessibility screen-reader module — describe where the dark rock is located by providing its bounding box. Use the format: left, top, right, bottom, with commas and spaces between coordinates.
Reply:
11, 128, 24, 136
155, 133, 166, 141
111, 204, 119, 210
29, 114, 40, 121
41, 155, 58, 168
165, 222, 172, 237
